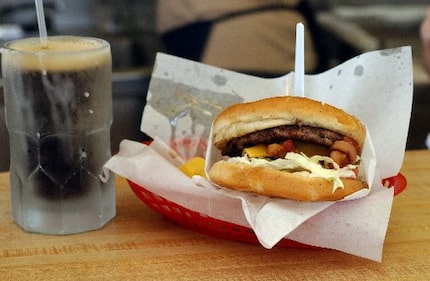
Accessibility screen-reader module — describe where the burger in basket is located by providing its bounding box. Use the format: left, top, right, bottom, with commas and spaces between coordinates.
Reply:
208, 96, 368, 201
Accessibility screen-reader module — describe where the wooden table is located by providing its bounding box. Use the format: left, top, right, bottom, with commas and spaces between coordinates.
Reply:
1, 150, 429, 280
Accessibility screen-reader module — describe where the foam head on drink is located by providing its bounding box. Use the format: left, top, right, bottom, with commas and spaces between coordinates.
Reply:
3, 36, 110, 70
1, 36, 115, 234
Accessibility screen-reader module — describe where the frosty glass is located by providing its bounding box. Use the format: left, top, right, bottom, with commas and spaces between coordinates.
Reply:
1, 36, 115, 234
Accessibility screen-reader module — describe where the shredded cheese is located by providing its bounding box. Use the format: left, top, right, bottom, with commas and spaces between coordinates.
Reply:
228, 152, 358, 193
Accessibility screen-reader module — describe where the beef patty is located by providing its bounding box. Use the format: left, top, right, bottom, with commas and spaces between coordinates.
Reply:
222, 125, 344, 156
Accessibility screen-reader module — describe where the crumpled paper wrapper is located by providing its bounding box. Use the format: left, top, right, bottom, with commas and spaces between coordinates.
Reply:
105, 48, 413, 262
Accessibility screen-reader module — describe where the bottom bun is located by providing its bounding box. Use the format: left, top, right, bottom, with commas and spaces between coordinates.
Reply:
209, 160, 368, 201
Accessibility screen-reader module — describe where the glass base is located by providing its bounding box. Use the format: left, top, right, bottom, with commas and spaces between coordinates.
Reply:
10, 170, 116, 235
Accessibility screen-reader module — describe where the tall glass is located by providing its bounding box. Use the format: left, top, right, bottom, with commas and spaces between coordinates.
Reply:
1, 36, 115, 234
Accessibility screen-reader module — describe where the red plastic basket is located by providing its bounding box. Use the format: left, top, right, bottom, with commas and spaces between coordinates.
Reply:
128, 173, 407, 248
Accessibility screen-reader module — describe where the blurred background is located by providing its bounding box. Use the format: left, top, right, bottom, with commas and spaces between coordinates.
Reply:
0, 0, 429, 171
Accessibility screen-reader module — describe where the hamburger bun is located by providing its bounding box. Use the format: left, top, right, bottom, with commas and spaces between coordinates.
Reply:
209, 160, 368, 201
212, 96, 366, 153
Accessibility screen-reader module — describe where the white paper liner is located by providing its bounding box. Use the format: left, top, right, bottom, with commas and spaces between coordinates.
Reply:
105, 47, 413, 262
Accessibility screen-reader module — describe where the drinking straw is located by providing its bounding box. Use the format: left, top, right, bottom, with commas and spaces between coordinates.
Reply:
35, 0, 48, 46
294, 22, 305, 97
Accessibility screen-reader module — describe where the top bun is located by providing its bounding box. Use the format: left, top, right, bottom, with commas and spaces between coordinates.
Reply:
212, 96, 366, 151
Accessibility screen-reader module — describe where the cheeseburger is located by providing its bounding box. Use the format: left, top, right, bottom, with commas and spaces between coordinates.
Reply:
208, 96, 368, 201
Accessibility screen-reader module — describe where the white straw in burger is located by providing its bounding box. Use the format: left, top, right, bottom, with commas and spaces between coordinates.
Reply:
294, 22, 305, 97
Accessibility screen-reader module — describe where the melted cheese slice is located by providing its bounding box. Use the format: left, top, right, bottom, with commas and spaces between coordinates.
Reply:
242, 144, 268, 158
